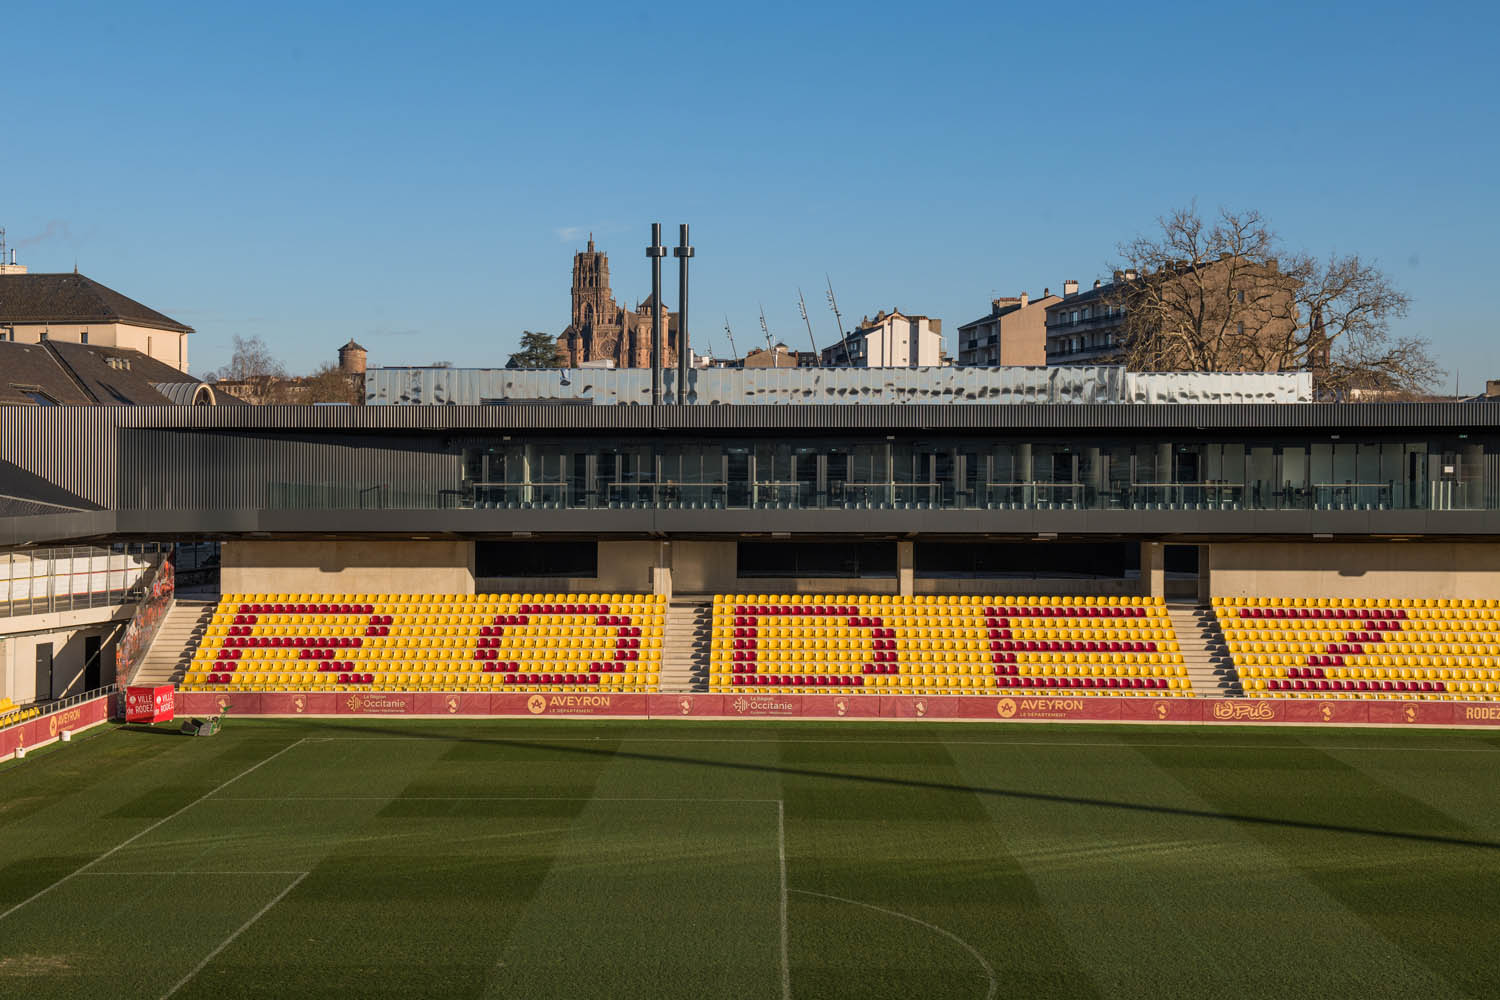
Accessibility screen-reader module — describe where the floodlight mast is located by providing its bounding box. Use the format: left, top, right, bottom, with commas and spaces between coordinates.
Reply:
758, 305, 773, 354
723, 316, 739, 362
797, 288, 819, 357
826, 275, 852, 366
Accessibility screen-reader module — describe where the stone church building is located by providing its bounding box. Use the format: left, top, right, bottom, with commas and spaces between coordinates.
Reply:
556, 237, 678, 368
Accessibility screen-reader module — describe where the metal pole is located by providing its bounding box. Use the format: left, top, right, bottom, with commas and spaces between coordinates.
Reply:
673, 224, 694, 403
826, 275, 851, 367
798, 288, 818, 358
646, 223, 666, 405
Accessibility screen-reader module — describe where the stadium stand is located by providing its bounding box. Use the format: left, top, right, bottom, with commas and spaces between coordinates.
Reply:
179, 593, 664, 693
1218, 596, 1500, 700
0, 697, 41, 727
709, 594, 1190, 696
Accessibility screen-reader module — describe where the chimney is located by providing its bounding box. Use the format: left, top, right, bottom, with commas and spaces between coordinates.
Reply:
1124, 269, 1138, 281
1063, 279, 1079, 298
1019, 292, 1029, 308
1487, 380, 1500, 399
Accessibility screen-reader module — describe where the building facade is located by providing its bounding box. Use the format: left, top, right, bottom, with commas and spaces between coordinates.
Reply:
819, 310, 943, 367
556, 238, 679, 369
4, 402, 1500, 606
1046, 279, 1125, 365
1046, 261, 1298, 369
956, 292, 1059, 366
0, 271, 194, 372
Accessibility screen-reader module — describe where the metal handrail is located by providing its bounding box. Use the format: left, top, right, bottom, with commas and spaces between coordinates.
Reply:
0, 684, 116, 733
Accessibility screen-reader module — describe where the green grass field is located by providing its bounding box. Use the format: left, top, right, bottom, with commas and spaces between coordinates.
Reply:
2, 718, 1499, 999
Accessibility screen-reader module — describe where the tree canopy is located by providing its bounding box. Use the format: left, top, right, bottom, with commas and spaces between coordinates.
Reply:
1110, 205, 1440, 397
506, 330, 564, 369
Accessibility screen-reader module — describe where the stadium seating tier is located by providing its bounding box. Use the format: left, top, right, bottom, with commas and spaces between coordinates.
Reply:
710, 594, 1192, 696
179, 593, 664, 694
1214, 596, 1500, 700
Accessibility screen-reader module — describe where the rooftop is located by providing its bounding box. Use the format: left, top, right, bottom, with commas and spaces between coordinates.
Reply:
0, 272, 194, 334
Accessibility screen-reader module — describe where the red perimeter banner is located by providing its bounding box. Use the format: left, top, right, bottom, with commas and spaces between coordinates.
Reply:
492, 692, 651, 717
1, 696, 110, 761
125, 685, 175, 724
166, 689, 1500, 728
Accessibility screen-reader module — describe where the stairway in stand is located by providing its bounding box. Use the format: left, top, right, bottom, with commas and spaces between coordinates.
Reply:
129, 599, 217, 688
1167, 602, 1243, 697
661, 598, 712, 692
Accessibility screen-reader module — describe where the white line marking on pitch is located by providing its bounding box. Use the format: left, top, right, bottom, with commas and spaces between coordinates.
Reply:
789, 888, 996, 1000
159, 871, 309, 1000
0, 738, 309, 924
76, 871, 309, 877
778, 800, 790, 1000
211, 795, 782, 803
305, 735, 1500, 753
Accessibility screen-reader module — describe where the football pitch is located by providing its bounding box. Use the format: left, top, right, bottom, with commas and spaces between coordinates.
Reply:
2, 719, 1499, 999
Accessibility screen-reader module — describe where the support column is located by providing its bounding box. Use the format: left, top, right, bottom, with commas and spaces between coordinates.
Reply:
897, 540, 914, 597
1142, 541, 1165, 599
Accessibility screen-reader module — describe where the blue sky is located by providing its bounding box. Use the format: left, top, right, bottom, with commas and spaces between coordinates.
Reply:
4, 1, 1497, 389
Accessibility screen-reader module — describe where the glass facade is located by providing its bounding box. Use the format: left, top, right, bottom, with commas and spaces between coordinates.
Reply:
442, 435, 1497, 513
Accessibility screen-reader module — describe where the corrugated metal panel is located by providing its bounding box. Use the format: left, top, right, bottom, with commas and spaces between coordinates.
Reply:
364, 366, 1315, 406
0, 408, 118, 507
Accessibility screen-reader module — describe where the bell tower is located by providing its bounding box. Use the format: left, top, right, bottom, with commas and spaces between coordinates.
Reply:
571, 234, 613, 333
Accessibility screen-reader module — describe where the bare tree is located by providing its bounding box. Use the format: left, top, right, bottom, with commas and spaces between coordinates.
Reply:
203, 335, 287, 382
201, 335, 296, 404
1112, 205, 1439, 395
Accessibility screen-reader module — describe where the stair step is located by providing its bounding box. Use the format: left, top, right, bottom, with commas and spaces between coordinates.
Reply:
1167, 603, 1243, 697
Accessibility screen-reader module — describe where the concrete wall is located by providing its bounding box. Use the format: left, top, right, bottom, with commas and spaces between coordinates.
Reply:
1209, 542, 1500, 599
222, 540, 475, 596
1, 623, 116, 704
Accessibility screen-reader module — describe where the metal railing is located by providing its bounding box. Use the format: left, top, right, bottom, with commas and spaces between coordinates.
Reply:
0, 684, 116, 733
244, 479, 1489, 514
1, 546, 166, 620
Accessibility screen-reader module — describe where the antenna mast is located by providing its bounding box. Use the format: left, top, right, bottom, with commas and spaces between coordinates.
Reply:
797, 288, 819, 359
825, 275, 852, 366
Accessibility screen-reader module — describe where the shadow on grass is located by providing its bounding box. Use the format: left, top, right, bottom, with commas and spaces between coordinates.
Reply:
111, 723, 188, 738
278, 719, 1500, 854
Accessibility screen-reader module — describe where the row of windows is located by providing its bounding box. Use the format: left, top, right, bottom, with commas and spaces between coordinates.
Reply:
1047, 305, 1122, 327
123, 434, 1500, 514
1, 330, 87, 342
471, 541, 1152, 580
442, 437, 1493, 513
